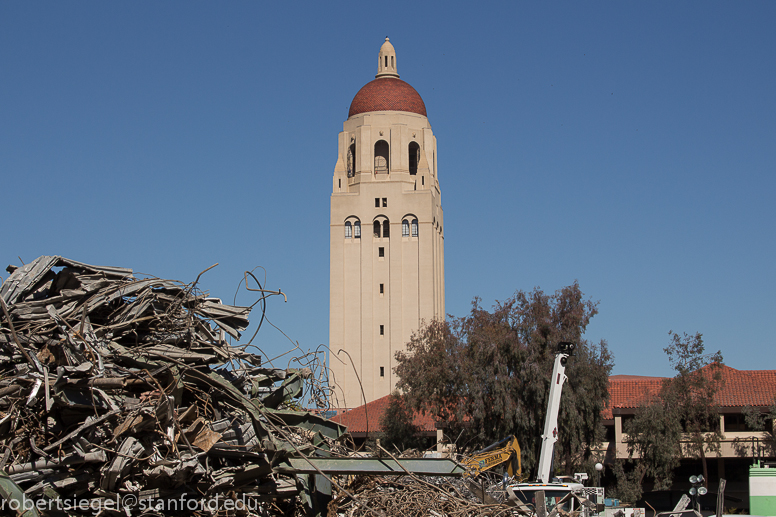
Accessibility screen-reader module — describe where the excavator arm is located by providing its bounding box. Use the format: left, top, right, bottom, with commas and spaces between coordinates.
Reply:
461, 435, 522, 479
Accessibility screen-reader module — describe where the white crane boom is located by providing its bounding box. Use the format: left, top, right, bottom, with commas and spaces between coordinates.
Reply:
535, 342, 574, 483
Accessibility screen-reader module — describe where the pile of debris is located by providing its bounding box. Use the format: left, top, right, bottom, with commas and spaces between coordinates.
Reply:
1, 255, 533, 517
0, 256, 346, 516
335, 474, 518, 517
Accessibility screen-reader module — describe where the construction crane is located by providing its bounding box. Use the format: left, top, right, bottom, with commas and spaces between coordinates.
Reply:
508, 342, 600, 517
535, 341, 575, 483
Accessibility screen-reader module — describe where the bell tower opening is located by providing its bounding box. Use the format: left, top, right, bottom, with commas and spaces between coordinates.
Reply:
374, 140, 389, 174
409, 142, 420, 175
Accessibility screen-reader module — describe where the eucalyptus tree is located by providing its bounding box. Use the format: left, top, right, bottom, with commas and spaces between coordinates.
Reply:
394, 282, 613, 478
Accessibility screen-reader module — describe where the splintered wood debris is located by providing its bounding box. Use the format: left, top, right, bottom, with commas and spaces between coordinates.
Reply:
0, 255, 520, 517
0, 255, 348, 516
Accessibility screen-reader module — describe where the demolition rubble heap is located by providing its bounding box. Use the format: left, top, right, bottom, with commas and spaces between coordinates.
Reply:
0, 255, 346, 515
0, 255, 523, 517
337, 475, 518, 517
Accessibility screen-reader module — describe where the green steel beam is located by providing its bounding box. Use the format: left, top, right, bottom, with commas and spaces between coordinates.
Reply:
281, 457, 465, 477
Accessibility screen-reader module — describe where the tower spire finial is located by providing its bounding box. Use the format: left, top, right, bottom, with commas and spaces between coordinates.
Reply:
376, 37, 399, 79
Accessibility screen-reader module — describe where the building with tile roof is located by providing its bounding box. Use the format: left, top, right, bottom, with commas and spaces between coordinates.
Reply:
332, 366, 775, 508
602, 365, 776, 463
336, 366, 775, 445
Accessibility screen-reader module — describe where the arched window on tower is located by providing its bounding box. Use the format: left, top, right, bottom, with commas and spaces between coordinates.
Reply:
411, 219, 418, 237
354, 221, 361, 238
374, 140, 389, 174
409, 142, 420, 175
373, 221, 381, 238
345, 221, 352, 238
382, 220, 390, 238
402, 219, 409, 237
347, 143, 356, 178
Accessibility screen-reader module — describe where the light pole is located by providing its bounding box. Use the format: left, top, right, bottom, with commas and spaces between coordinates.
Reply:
689, 475, 708, 512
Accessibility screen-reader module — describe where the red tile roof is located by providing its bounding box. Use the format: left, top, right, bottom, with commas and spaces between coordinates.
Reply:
602, 365, 776, 419
604, 375, 665, 419
331, 394, 437, 435
349, 78, 427, 118
334, 366, 776, 434
713, 365, 776, 407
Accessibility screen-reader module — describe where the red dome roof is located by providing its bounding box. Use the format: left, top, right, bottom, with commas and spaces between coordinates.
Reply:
348, 78, 427, 118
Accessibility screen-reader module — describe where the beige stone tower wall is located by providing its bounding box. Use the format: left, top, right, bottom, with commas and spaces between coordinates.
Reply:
329, 41, 444, 407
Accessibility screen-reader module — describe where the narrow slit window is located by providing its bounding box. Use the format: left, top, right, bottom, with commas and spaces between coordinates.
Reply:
379, 283, 384, 294
378, 247, 384, 257
375, 198, 380, 208
338, 178, 341, 189
379, 325, 384, 335
380, 366, 385, 377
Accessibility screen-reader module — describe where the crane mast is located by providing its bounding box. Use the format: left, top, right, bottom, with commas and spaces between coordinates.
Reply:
535, 342, 575, 483
508, 342, 603, 517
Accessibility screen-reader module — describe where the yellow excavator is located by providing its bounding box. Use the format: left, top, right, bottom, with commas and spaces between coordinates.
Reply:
461, 435, 522, 480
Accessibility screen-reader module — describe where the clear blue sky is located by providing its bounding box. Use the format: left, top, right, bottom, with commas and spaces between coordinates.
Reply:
2, 2, 774, 378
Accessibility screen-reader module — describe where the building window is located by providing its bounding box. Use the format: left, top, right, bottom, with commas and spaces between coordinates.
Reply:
422, 176, 425, 186
378, 247, 384, 257
402, 219, 409, 237
374, 140, 389, 173
375, 198, 380, 208
382, 197, 387, 207
380, 366, 385, 377
411, 219, 418, 237
354, 221, 361, 238
382, 220, 390, 238
379, 283, 384, 294
373, 221, 381, 237
379, 325, 384, 335
338, 178, 341, 189
345, 221, 352, 238
724, 414, 757, 432
409, 142, 420, 175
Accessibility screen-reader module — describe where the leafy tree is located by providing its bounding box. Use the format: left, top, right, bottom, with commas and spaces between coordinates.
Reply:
379, 391, 423, 452
609, 461, 647, 503
739, 402, 776, 457
394, 282, 613, 478
624, 331, 723, 493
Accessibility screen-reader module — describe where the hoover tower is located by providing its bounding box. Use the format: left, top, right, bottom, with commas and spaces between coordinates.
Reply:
329, 38, 445, 407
